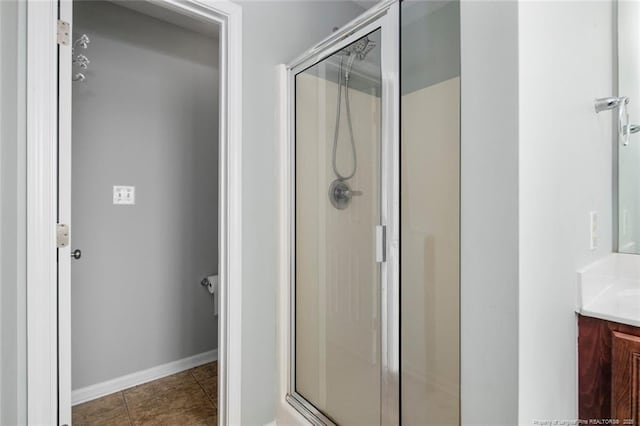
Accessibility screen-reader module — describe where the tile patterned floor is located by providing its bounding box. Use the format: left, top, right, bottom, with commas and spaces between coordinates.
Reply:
73, 361, 217, 426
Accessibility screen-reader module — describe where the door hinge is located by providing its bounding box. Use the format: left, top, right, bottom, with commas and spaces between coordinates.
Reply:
57, 224, 70, 248
57, 20, 70, 46
375, 225, 386, 263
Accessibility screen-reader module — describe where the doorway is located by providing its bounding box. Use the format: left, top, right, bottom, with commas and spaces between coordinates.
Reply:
23, 0, 242, 424
67, 2, 220, 423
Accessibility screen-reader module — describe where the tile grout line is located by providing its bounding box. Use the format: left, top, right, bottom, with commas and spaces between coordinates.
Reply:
190, 369, 218, 411
190, 370, 214, 408
120, 390, 134, 426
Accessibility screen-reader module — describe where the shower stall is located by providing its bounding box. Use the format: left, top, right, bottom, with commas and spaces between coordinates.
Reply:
285, 0, 460, 424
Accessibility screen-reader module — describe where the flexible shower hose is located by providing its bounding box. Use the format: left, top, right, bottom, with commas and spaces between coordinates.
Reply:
331, 56, 358, 181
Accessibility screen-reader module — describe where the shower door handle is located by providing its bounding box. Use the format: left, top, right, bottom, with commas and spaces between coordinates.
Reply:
375, 225, 386, 263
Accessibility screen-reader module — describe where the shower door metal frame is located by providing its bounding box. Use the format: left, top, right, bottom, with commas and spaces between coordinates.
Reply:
284, 1, 400, 424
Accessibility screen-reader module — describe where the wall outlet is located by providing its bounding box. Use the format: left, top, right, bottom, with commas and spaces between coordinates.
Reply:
113, 186, 135, 205
590, 211, 598, 250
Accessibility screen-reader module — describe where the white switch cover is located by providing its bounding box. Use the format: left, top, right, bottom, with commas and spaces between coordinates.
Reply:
113, 186, 135, 205
590, 211, 598, 250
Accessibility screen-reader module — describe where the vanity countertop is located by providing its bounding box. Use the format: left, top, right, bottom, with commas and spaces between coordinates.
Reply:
577, 253, 640, 327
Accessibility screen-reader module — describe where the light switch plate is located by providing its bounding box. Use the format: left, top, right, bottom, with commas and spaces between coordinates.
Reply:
113, 186, 135, 205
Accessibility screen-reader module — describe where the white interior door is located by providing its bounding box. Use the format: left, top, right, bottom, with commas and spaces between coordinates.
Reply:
58, 0, 73, 424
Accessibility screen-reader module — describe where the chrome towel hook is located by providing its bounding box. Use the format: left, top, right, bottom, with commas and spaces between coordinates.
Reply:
72, 34, 90, 83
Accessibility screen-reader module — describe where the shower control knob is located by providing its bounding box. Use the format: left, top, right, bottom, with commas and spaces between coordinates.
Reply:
71, 249, 82, 260
329, 179, 362, 210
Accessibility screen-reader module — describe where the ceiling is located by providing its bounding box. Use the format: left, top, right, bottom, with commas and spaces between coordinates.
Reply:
109, 0, 220, 38
350, 0, 378, 11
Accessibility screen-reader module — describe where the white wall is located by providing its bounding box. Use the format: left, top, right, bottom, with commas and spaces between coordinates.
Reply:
234, 1, 367, 424
71, 1, 219, 390
460, 2, 520, 424
0, 1, 27, 424
518, 1, 613, 423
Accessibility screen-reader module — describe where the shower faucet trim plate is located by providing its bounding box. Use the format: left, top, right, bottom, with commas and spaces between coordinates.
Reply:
328, 179, 362, 209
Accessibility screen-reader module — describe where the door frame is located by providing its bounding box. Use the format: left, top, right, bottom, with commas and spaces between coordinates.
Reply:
25, 0, 243, 424
279, 1, 400, 424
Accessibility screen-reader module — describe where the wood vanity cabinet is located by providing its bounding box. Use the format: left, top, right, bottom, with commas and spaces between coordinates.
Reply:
578, 314, 640, 423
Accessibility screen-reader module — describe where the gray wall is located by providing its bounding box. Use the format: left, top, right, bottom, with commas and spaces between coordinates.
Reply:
0, 1, 27, 423
234, 1, 366, 424
460, 2, 519, 424
72, 1, 219, 390
401, 1, 460, 94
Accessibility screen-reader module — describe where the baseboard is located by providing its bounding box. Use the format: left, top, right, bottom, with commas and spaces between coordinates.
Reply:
72, 349, 218, 406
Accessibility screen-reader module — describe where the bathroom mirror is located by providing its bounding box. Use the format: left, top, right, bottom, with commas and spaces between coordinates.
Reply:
617, 2, 640, 253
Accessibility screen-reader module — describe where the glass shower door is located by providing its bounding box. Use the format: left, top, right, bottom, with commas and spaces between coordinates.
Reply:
294, 29, 382, 425
287, 2, 461, 424
289, 5, 399, 423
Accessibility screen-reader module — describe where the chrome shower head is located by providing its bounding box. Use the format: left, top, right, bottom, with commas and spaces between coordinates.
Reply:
340, 36, 375, 60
